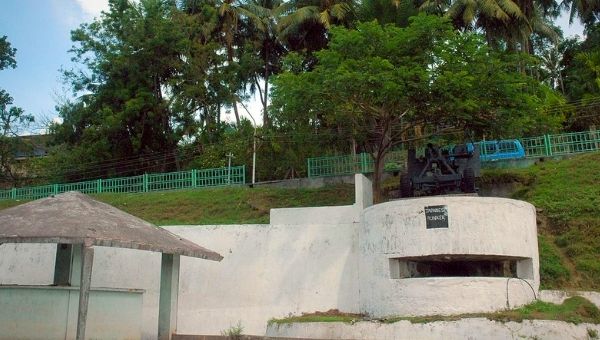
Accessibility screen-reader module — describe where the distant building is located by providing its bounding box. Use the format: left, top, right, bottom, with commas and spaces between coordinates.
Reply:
12, 134, 50, 160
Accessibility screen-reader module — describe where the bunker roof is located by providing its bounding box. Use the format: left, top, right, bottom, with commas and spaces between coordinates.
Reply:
0, 191, 222, 261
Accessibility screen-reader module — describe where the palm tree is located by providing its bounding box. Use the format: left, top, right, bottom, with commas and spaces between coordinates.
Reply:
420, 0, 559, 52
540, 46, 566, 91
358, 0, 418, 27
238, 0, 292, 126
216, 0, 247, 125
561, 0, 600, 26
279, 0, 356, 52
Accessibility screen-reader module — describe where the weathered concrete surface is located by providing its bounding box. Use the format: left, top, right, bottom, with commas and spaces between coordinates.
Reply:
540, 290, 600, 308
0, 285, 143, 340
0, 191, 222, 260
360, 196, 539, 317
173, 224, 360, 336
270, 205, 359, 225
266, 319, 600, 340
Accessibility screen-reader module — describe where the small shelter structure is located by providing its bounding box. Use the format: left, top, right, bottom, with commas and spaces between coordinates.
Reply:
0, 191, 222, 340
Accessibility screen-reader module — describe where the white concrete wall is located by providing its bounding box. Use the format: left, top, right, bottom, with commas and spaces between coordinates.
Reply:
359, 196, 539, 317
0, 221, 360, 338
0, 286, 143, 340
0, 244, 161, 339
266, 319, 600, 340
173, 223, 359, 335
270, 205, 359, 225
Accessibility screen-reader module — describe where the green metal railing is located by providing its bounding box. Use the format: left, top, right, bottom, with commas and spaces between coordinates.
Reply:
521, 130, 600, 158
0, 166, 246, 201
308, 150, 406, 178
308, 129, 600, 178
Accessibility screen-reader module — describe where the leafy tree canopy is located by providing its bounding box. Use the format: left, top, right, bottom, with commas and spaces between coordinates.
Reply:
271, 15, 561, 200
0, 36, 17, 71
0, 37, 34, 185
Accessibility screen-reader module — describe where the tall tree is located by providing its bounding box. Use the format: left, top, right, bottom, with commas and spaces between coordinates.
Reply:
55, 0, 191, 178
358, 0, 418, 27
238, 0, 291, 126
272, 15, 560, 201
280, 0, 356, 50
419, 0, 560, 52
562, 0, 600, 26
215, 0, 246, 125
0, 36, 34, 185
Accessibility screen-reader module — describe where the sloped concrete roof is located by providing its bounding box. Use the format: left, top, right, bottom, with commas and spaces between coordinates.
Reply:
0, 191, 222, 261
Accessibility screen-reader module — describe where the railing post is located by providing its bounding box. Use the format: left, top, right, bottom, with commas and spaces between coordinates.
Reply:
592, 127, 600, 151
53, 184, 58, 195
11, 187, 16, 200
307, 159, 312, 179
360, 153, 369, 173
242, 165, 246, 185
480, 141, 486, 158
143, 173, 149, 192
191, 169, 197, 188
227, 164, 231, 186
544, 134, 553, 156
97, 179, 102, 193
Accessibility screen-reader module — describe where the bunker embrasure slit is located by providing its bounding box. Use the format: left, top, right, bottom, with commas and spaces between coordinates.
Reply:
389, 255, 533, 279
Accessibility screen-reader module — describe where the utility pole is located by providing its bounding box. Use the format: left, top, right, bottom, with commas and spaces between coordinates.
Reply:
238, 100, 257, 187
226, 152, 234, 185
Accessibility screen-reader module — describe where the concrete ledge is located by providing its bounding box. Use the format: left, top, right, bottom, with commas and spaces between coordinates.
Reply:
266, 319, 600, 340
540, 290, 600, 308
173, 335, 324, 340
0, 284, 145, 294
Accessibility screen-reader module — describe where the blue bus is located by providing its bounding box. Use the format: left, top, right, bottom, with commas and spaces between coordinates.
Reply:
478, 140, 526, 162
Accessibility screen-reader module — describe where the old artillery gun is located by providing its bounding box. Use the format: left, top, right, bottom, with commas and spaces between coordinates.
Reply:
400, 143, 480, 197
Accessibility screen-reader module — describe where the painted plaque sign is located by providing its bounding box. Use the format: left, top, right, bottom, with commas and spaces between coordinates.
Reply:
425, 205, 448, 229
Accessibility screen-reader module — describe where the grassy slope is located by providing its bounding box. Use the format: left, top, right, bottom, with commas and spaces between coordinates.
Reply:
93, 184, 355, 225
481, 152, 600, 289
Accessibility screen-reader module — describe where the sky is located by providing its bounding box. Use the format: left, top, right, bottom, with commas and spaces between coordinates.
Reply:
0, 0, 588, 132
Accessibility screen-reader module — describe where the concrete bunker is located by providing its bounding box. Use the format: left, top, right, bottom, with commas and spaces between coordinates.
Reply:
360, 194, 539, 317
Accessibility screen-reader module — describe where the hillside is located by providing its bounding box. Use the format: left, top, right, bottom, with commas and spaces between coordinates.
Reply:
479, 152, 600, 290
0, 153, 598, 289
0, 184, 355, 225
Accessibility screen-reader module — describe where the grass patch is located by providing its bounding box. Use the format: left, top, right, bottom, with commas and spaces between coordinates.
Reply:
269, 315, 360, 324
271, 297, 600, 325
0, 199, 30, 210
269, 310, 363, 325
379, 297, 599, 325
0, 184, 354, 225
490, 296, 600, 324
538, 234, 571, 289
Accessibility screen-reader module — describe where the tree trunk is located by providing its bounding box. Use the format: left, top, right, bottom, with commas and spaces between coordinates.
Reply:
232, 101, 241, 125
372, 151, 385, 204
226, 45, 241, 126
262, 45, 270, 127
263, 71, 269, 126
